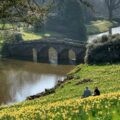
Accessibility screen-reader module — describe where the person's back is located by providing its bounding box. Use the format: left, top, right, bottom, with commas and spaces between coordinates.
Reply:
94, 87, 100, 96
82, 87, 92, 98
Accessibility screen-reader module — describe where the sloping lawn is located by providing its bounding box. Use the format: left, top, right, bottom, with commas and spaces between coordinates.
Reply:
87, 20, 118, 35
0, 64, 120, 120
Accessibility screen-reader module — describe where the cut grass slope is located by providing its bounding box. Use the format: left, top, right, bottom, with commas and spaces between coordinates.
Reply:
0, 64, 120, 120
87, 20, 118, 35
21, 31, 63, 41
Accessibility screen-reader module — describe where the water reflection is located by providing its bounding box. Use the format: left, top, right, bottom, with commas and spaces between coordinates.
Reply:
0, 59, 74, 105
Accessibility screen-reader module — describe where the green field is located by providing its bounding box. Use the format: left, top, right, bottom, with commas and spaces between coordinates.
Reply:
0, 64, 120, 120
87, 20, 118, 35
0, 23, 63, 41
21, 31, 64, 41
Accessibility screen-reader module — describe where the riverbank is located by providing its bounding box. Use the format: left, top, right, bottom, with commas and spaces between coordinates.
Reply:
0, 64, 120, 119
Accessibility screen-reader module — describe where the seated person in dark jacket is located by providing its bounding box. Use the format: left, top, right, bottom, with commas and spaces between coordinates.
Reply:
93, 87, 100, 96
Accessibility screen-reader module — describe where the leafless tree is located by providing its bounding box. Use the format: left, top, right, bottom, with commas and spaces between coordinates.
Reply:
105, 0, 120, 35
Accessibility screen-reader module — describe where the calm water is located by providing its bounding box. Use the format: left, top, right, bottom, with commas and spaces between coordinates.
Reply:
0, 59, 74, 105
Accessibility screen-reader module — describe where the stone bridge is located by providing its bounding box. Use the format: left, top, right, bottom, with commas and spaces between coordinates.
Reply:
3, 38, 86, 64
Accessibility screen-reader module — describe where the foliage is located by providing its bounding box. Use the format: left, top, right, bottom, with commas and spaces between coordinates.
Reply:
0, 0, 52, 24
0, 64, 120, 119
45, 0, 87, 41
85, 34, 120, 64
2, 31, 23, 43
0, 23, 16, 30
63, 0, 87, 41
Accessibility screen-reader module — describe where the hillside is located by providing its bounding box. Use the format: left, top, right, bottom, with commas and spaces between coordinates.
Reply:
0, 64, 120, 119
87, 20, 118, 35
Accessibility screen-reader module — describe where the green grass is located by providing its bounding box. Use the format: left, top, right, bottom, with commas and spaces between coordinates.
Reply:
21, 31, 43, 40
0, 23, 64, 41
21, 31, 64, 41
87, 20, 118, 35
0, 64, 120, 119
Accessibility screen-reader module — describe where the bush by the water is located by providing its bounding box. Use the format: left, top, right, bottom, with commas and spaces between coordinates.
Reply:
2, 31, 23, 44
85, 34, 120, 64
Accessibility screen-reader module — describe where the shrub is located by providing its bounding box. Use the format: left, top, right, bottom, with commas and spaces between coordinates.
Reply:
3, 31, 23, 44
85, 34, 120, 64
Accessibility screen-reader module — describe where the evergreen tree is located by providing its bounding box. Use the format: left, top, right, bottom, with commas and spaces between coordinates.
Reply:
63, 0, 87, 41
46, 0, 87, 41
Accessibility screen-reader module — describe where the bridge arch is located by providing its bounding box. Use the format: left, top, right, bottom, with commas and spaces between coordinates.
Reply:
37, 46, 49, 63
68, 49, 76, 64
58, 49, 69, 64
48, 47, 58, 64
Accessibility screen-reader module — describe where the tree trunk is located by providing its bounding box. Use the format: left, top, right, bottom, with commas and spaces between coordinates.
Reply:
108, 9, 113, 35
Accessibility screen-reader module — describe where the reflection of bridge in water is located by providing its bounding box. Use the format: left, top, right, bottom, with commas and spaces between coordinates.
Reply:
3, 38, 86, 65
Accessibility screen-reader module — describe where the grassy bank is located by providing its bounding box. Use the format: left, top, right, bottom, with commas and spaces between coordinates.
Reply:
21, 31, 64, 41
87, 20, 118, 35
0, 23, 63, 41
0, 64, 120, 119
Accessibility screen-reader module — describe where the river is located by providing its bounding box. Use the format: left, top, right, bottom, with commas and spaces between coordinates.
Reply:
0, 59, 74, 105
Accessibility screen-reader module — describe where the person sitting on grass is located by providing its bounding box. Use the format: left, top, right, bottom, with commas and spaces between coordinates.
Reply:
93, 87, 100, 96
81, 87, 92, 98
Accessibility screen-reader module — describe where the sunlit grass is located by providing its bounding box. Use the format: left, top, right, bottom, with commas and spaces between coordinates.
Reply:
87, 20, 118, 34
0, 23, 52, 41
21, 31, 63, 41
21, 32, 43, 40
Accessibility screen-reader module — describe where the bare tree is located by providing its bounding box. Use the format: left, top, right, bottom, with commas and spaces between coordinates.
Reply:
105, 0, 120, 35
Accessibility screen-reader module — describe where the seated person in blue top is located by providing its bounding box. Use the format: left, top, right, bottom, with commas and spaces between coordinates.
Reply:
81, 87, 92, 98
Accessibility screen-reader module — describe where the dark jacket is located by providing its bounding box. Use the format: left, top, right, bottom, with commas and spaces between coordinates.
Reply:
94, 89, 100, 96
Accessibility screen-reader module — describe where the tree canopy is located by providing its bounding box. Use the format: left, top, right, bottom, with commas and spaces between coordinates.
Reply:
0, 0, 91, 23
0, 0, 53, 24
